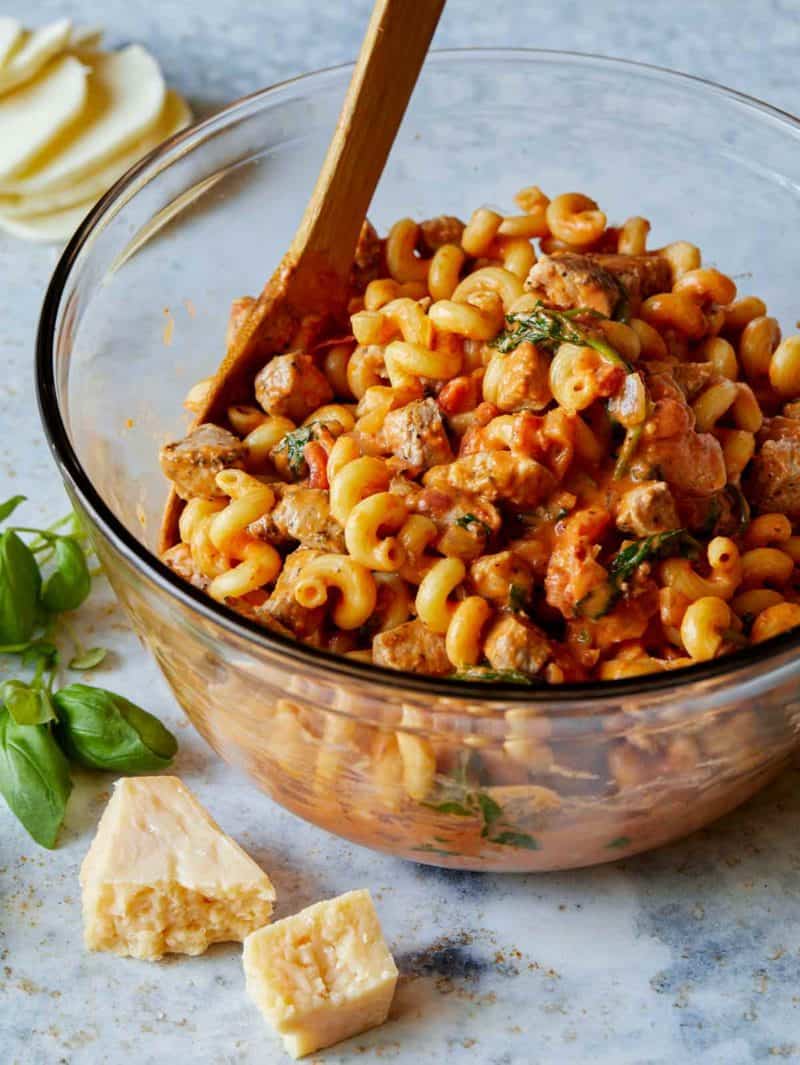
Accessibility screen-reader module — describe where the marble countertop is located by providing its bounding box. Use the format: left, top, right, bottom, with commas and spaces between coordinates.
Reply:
2, 3, 800, 1063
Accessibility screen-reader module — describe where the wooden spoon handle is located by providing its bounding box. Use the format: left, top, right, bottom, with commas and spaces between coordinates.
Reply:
290, 0, 446, 289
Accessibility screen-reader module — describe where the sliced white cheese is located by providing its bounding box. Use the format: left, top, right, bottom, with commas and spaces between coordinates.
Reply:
80, 776, 276, 961
0, 199, 93, 242
0, 90, 191, 218
0, 45, 165, 195
0, 17, 23, 69
0, 17, 72, 95
0, 55, 88, 182
69, 25, 104, 52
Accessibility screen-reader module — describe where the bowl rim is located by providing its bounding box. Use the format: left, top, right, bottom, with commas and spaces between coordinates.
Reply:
36, 46, 800, 704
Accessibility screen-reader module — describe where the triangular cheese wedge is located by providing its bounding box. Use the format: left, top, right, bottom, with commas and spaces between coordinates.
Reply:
0, 90, 191, 219
80, 776, 276, 961
2, 45, 166, 195
0, 18, 73, 96
0, 54, 88, 182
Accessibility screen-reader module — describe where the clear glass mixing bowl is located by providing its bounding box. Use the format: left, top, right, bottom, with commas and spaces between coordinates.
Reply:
37, 51, 800, 871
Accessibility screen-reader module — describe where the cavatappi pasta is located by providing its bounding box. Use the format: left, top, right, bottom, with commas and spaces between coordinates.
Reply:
160, 189, 800, 684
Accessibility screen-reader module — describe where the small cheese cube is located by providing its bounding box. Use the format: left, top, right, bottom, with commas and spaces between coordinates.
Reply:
243, 889, 398, 1058
80, 776, 275, 961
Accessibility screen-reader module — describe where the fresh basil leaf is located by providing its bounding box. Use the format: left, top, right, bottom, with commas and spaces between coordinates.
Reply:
68, 647, 107, 671
41, 537, 91, 613
490, 830, 540, 850
606, 835, 632, 849
0, 706, 72, 848
21, 641, 58, 670
450, 667, 534, 685
0, 680, 56, 726
493, 301, 630, 370
422, 799, 473, 817
0, 495, 26, 524
0, 530, 41, 644
476, 791, 503, 829
508, 583, 528, 614
53, 684, 177, 772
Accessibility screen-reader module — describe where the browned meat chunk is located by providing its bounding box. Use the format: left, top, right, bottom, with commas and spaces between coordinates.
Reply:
424, 451, 555, 509
525, 252, 670, 317
372, 620, 451, 675
350, 219, 385, 291
615, 482, 680, 536
418, 215, 466, 255
380, 398, 453, 474
677, 491, 740, 536
588, 252, 671, 309
483, 614, 550, 676
254, 352, 333, 421
525, 253, 622, 316
637, 364, 727, 495
545, 506, 611, 619
261, 548, 325, 643
748, 417, 800, 517
671, 362, 719, 400
409, 487, 501, 560
249, 485, 345, 552
640, 434, 727, 496
161, 542, 209, 590
159, 424, 246, 501
469, 551, 535, 606
486, 342, 552, 412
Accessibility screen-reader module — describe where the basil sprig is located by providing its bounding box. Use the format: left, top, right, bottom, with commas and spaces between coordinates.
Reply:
0, 531, 42, 644
0, 497, 178, 848
54, 685, 178, 772
0, 705, 72, 849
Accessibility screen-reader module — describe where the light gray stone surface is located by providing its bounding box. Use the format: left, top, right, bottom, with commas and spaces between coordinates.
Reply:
2, 3, 800, 1063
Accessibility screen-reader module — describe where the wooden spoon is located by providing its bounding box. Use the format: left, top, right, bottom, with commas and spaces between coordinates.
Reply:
160, 0, 446, 550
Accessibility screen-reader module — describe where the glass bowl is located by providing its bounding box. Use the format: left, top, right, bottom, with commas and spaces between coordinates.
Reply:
37, 50, 800, 871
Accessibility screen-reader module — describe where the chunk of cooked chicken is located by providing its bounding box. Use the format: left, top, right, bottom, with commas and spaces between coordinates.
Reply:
587, 252, 671, 310
159, 424, 246, 501
615, 481, 680, 536
637, 364, 726, 495
747, 417, 800, 518
350, 219, 385, 291
525, 253, 623, 317
424, 451, 555, 508
469, 551, 535, 606
525, 251, 670, 317
249, 485, 345, 552
484, 342, 552, 412
545, 506, 611, 619
408, 487, 501, 560
261, 548, 326, 643
418, 215, 465, 255
380, 398, 453, 474
161, 542, 209, 590
372, 620, 451, 675
254, 352, 333, 421
483, 614, 550, 676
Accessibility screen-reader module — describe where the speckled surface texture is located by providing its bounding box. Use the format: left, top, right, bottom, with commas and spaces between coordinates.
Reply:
2, 3, 800, 1063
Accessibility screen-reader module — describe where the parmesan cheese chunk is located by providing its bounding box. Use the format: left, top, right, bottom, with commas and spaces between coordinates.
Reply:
80, 776, 276, 961
243, 890, 398, 1059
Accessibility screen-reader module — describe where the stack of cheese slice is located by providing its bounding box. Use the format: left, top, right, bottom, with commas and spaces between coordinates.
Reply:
0, 17, 191, 241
